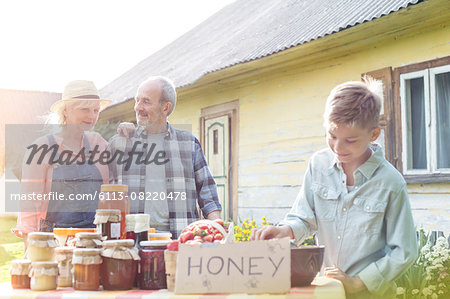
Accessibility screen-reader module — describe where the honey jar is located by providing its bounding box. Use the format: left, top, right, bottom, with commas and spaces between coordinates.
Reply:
72, 248, 102, 291
10, 260, 31, 289
94, 209, 121, 240
29, 261, 58, 291
126, 214, 150, 248
27, 232, 57, 261
55, 247, 73, 287
100, 239, 140, 290
148, 232, 172, 241
75, 232, 103, 248
99, 184, 130, 239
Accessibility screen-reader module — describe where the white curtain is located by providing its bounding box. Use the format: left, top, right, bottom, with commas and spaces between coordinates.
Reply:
410, 77, 427, 169
435, 72, 450, 169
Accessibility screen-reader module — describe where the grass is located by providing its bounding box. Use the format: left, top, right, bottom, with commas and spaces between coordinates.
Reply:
0, 215, 25, 283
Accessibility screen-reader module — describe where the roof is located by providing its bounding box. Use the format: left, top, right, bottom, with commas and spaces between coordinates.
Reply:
100, 0, 421, 104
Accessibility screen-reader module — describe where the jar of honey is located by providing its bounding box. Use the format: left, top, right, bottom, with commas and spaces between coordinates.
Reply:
72, 248, 102, 291
75, 232, 103, 248
55, 247, 73, 287
10, 260, 31, 289
29, 261, 58, 291
94, 209, 121, 240
148, 232, 172, 241
99, 184, 129, 239
126, 214, 150, 248
27, 232, 57, 261
139, 240, 171, 290
100, 239, 140, 290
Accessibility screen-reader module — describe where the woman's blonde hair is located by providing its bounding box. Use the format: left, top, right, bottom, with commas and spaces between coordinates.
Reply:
323, 76, 382, 130
46, 100, 101, 125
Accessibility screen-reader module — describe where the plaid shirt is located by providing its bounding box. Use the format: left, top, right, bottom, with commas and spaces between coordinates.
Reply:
108, 123, 221, 238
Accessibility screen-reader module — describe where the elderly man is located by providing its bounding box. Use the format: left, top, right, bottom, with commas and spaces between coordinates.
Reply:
108, 76, 221, 238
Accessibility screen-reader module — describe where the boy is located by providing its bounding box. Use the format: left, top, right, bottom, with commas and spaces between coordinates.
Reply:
251, 79, 418, 298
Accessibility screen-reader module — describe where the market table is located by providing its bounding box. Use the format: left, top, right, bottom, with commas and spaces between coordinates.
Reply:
0, 277, 345, 299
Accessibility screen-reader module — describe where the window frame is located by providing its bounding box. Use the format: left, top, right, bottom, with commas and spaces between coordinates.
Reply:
393, 56, 450, 183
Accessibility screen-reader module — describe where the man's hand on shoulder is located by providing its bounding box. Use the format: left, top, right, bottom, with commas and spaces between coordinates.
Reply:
117, 122, 136, 138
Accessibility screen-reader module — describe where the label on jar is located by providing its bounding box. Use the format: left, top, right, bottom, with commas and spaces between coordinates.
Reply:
59, 260, 71, 278
110, 222, 120, 239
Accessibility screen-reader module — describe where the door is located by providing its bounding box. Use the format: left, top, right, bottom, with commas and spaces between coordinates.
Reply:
204, 115, 230, 220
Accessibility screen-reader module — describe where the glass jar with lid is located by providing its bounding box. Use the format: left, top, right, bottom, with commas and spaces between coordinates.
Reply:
27, 232, 57, 261
100, 239, 140, 290
94, 209, 121, 240
126, 214, 150, 248
75, 232, 103, 248
99, 184, 129, 239
55, 247, 73, 287
139, 240, 171, 290
29, 261, 58, 291
10, 259, 31, 289
148, 232, 172, 241
72, 248, 102, 291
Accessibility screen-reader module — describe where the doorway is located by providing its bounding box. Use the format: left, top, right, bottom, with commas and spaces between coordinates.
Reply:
200, 100, 239, 221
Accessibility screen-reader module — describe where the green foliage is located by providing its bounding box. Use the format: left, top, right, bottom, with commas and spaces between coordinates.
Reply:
396, 230, 450, 299
93, 120, 124, 141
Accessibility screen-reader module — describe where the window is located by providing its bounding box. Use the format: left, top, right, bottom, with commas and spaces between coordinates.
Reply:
400, 66, 450, 175
365, 56, 450, 182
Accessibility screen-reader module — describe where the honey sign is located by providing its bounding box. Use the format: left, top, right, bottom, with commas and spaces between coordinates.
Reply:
175, 237, 290, 294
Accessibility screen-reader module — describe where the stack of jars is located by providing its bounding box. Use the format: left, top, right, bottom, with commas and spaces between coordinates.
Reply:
26, 232, 59, 291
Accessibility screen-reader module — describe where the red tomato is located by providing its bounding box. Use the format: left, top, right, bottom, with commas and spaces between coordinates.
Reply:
203, 235, 213, 243
167, 240, 179, 251
180, 231, 194, 243
214, 233, 223, 241
213, 219, 224, 227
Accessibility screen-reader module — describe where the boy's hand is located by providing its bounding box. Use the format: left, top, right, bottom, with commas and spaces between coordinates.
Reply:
250, 225, 294, 241
324, 266, 366, 294
117, 122, 136, 138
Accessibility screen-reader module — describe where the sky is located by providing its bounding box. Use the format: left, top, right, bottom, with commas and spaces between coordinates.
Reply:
0, 0, 235, 93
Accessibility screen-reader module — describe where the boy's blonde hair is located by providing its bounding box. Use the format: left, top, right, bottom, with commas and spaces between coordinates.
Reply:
323, 77, 382, 130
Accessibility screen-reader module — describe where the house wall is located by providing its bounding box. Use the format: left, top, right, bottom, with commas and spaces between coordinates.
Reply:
168, 21, 450, 232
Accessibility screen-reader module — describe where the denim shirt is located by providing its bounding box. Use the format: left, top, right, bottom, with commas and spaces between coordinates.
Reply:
280, 144, 417, 297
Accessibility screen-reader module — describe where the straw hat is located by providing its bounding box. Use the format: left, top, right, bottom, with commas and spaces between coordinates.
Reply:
50, 80, 112, 112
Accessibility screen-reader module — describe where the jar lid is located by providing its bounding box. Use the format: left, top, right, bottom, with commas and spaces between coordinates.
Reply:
10, 260, 31, 275
101, 184, 128, 192
11, 259, 31, 266
103, 239, 135, 248
140, 240, 172, 247
148, 232, 172, 238
126, 214, 150, 223
73, 248, 102, 256
75, 232, 102, 240
55, 247, 74, 254
31, 261, 58, 268
95, 209, 121, 216
126, 214, 150, 232
28, 232, 55, 240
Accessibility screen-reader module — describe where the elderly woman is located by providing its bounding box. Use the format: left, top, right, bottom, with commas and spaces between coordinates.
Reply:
13, 80, 111, 242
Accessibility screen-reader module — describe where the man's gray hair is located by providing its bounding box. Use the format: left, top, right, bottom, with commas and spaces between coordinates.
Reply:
145, 75, 176, 116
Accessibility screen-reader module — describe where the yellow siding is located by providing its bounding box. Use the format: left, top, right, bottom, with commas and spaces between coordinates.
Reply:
167, 18, 450, 227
